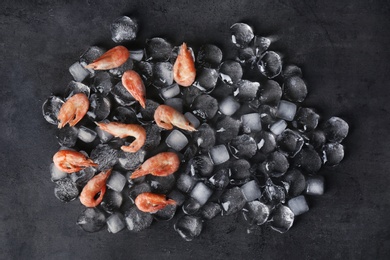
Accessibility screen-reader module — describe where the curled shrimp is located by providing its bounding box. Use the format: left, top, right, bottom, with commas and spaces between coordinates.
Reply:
57, 93, 89, 128
122, 70, 146, 108
135, 192, 176, 213
154, 105, 196, 131
79, 169, 112, 207
173, 42, 196, 87
96, 122, 146, 153
85, 46, 129, 70
130, 152, 180, 179
53, 150, 97, 173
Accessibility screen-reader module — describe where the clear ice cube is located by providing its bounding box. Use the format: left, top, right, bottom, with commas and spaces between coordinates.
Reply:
220, 187, 247, 215
160, 83, 180, 99
166, 130, 188, 151
323, 117, 349, 143
174, 215, 203, 241
145, 37, 172, 61
69, 61, 89, 82
106, 213, 125, 234
199, 202, 222, 220
209, 145, 230, 165
287, 195, 309, 216
56, 126, 79, 147
270, 119, 287, 135
270, 205, 294, 233
242, 201, 270, 225
219, 96, 240, 116
77, 208, 106, 233
240, 180, 262, 201
230, 23, 254, 48
78, 126, 97, 143
306, 175, 325, 195
176, 173, 197, 193
125, 206, 154, 232
184, 112, 200, 129
241, 113, 262, 133
110, 16, 138, 43
283, 76, 307, 102
100, 189, 123, 213
190, 182, 213, 206
258, 51, 282, 79
42, 96, 64, 125
277, 100, 297, 121
50, 163, 68, 182
164, 98, 183, 113
106, 171, 127, 192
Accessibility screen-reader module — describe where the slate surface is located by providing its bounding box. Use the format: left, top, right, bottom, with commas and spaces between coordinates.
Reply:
1, 0, 389, 259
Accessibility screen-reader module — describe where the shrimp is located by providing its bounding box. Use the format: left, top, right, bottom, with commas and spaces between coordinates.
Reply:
57, 93, 89, 128
85, 46, 129, 70
173, 42, 196, 87
154, 105, 196, 131
122, 70, 146, 108
95, 122, 146, 153
135, 192, 176, 213
79, 169, 112, 207
53, 150, 97, 173
130, 152, 180, 179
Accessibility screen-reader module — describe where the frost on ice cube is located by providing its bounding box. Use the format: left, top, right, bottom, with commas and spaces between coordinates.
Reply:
78, 126, 97, 143
174, 215, 203, 241
110, 16, 138, 43
70, 167, 96, 187
93, 72, 113, 96
176, 173, 197, 193
258, 80, 282, 105
100, 190, 123, 213
219, 96, 240, 116
118, 149, 145, 171
241, 113, 262, 133
193, 67, 219, 92
184, 112, 200, 129
277, 129, 304, 157
323, 117, 349, 143
276, 100, 297, 121
143, 124, 161, 151
69, 61, 90, 82
242, 201, 270, 225
240, 180, 262, 201
50, 163, 68, 182
190, 182, 213, 206
166, 130, 188, 151
283, 169, 306, 197
193, 123, 216, 152
56, 126, 79, 147
106, 213, 126, 234
270, 120, 287, 135
197, 44, 223, 68
192, 94, 218, 120
283, 76, 307, 102
164, 98, 183, 113
219, 60, 243, 84
258, 51, 282, 79
306, 175, 325, 196
322, 143, 344, 166
125, 206, 153, 232
153, 62, 174, 88
88, 94, 111, 121
77, 208, 106, 233
263, 178, 286, 204
270, 205, 294, 233
209, 145, 230, 165
230, 23, 254, 48
106, 171, 127, 192
111, 82, 136, 107
65, 81, 90, 99
80, 46, 105, 64
220, 187, 246, 215
112, 107, 138, 124
54, 177, 79, 203
294, 107, 320, 132
145, 37, 172, 62
235, 80, 259, 101
287, 195, 309, 216
160, 83, 180, 100
90, 144, 119, 171
229, 134, 257, 159
199, 202, 222, 220
294, 147, 322, 173
182, 197, 202, 215
42, 96, 64, 125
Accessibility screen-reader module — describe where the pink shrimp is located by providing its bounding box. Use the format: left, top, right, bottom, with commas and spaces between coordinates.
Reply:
154, 105, 196, 131
173, 42, 196, 87
57, 93, 89, 128
135, 192, 176, 213
85, 46, 129, 70
96, 121, 146, 153
53, 150, 97, 173
122, 70, 146, 108
130, 152, 180, 179
79, 169, 112, 207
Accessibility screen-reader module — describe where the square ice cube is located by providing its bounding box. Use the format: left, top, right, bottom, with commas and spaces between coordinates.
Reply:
106, 171, 127, 192
287, 195, 309, 216
219, 96, 240, 116
160, 84, 180, 99
306, 176, 325, 195
184, 112, 200, 129
69, 61, 90, 82
78, 126, 97, 143
166, 130, 188, 151
270, 119, 287, 135
190, 182, 213, 206
96, 125, 114, 143
240, 180, 262, 201
107, 213, 125, 234
165, 98, 183, 113
277, 100, 297, 121
241, 113, 262, 133
209, 145, 230, 165
50, 163, 68, 181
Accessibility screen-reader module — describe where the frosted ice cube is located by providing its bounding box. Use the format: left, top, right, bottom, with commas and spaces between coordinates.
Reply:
69, 61, 89, 82
107, 213, 126, 234
182, 197, 201, 215
242, 201, 270, 225
230, 23, 254, 48
197, 44, 223, 68
240, 180, 262, 201
164, 98, 183, 113
277, 100, 297, 121
42, 96, 64, 125
192, 94, 218, 119
56, 126, 79, 147
110, 16, 138, 43
287, 195, 309, 216
80, 46, 105, 64
258, 51, 282, 79
283, 76, 307, 102
306, 175, 325, 195
219, 96, 240, 116
77, 208, 106, 233
323, 117, 349, 143
184, 112, 200, 129
241, 113, 262, 133
65, 81, 90, 99
194, 67, 219, 92
153, 62, 174, 88
209, 145, 230, 165
106, 171, 127, 192
50, 163, 68, 182
78, 126, 97, 143
176, 173, 197, 193
166, 130, 188, 151
219, 60, 243, 84
145, 37, 172, 61
90, 144, 119, 171
54, 177, 79, 202
235, 80, 260, 101
160, 83, 180, 99
270, 119, 287, 135
125, 206, 153, 232
190, 182, 213, 206
220, 187, 246, 215
118, 149, 145, 171
322, 143, 344, 166
174, 215, 203, 241
270, 205, 294, 233
199, 202, 222, 220
258, 80, 282, 105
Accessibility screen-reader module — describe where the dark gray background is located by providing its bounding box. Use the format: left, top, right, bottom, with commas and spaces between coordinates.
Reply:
1, 0, 389, 259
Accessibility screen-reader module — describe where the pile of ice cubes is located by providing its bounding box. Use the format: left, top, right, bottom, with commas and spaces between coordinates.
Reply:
43, 17, 349, 240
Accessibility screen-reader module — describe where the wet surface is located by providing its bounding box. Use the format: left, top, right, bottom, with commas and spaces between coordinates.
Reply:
1, 0, 390, 259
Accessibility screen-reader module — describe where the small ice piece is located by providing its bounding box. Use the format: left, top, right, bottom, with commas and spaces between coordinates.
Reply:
96, 123, 114, 143
111, 82, 136, 106
230, 159, 251, 180
264, 178, 286, 204
54, 177, 79, 202
118, 149, 145, 171
197, 44, 223, 68
192, 94, 218, 120
322, 143, 344, 166
200, 202, 222, 220
240, 180, 262, 201
253, 36, 271, 56
164, 98, 183, 113
258, 51, 282, 79
215, 116, 241, 143
277, 100, 297, 121
42, 96, 64, 125
165, 130, 188, 151
182, 197, 201, 215
258, 80, 282, 105
109, 58, 134, 77
127, 183, 152, 202
138, 99, 159, 122
209, 168, 230, 190
187, 155, 214, 177
129, 49, 144, 61
230, 23, 254, 48
160, 83, 180, 99
209, 145, 230, 165
70, 167, 96, 187
168, 190, 186, 206
176, 173, 197, 193
220, 187, 247, 215
270, 120, 287, 135
174, 215, 203, 241
77, 126, 97, 143
77, 208, 106, 233
219, 96, 240, 116
112, 107, 137, 124
323, 117, 349, 143
282, 64, 303, 79
242, 201, 270, 225
50, 163, 68, 182
88, 94, 111, 121
264, 151, 289, 177
111, 16, 138, 43
288, 195, 309, 216
90, 144, 119, 171
219, 60, 243, 84
270, 205, 294, 233
106, 171, 127, 192
153, 62, 173, 88
283, 169, 306, 197
101, 189, 123, 213
184, 112, 200, 129
190, 182, 213, 206
145, 37, 172, 61
106, 213, 126, 234
254, 131, 276, 153
193, 67, 219, 92
229, 134, 257, 159
294, 147, 322, 173
65, 81, 90, 99
143, 124, 161, 150
306, 175, 325, 195
80, 46, 106, 64
277, 129, 304, 157
193, 123, 216, 152
294, 107, 320, 132
154, 204, 177, 221
235, 80, 260, 101
241, 113, 262, 133
69, 61, 89, 82
92, 72, 113, 96
56, 126, 79, 147
125, 206, 154, 232
283, 76, 307, 102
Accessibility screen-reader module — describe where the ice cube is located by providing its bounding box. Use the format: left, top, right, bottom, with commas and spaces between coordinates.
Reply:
306, 175, 325, 195
42, 96, 64, 125
70, 167, 96, 187
197, 44, 223, 68
145, 37, 172, 61
294, 107, 320, 132
96, 123, 114, 143
190, 182, 213, 206
160, 83, 180, 99
50, 163, 68, 182
235, 80, 260, 101
109, 58, 134, 77
282, 64, 303, 79
77, 208, 106, 233
168, 189, 186, 206
230, 159, 251, 180
323, 117, 349, 143
259, 104, 277, 125
264, 151, 290, 177
270, 205, 294, 233
92, 72, 113, 96
129, 49, 144, 61
218, 96, 240, 116
219, 60, 243, 84
288, 195, 309, 216
153, 62, 174, 88
154, 204, 177, 221
242, 201, 270, 225
240, 180, 262, 201
54, 177, 79, 202
254, 131, 276, 154
209, 168, 230, 190
182, 197, 202, 215
258, 80, 282, 105
77, 126, 97, 143
182, 85, 203, 106
277, 100, 297, 121
294, 147, 322, 173
199, 202, 222, 220
101, 189, 123, 213
125, 206, 154, 232
166, 130, 188, 151
118, 149, 145, 171
164, 98, 183, 113
258, 51, 282, 79
277, 129, 304, 157
65, 81, 90, 99
230, 23, 254, 48
69, 61, 89, 82
220, 187, 247, 215
229, 134, 257, 159
283, 76, 307, 102
270, 119, 287, 135
143, 124, 161, 150
90, 144, 119, 171
193, 67, 219, 92
283, 169, 306, 197
209, 145, 230, 165
134, 61, 153, 80
192, 94, 218, 119
138, 99, 159, 122
322, 143, 344, 166
147, 174, 175, 194
184, 112, 200, 129
174, 215, 203, 241
110, 16, 138, 43
88, 94, 111, 121
111, 81, 136, 106
56, 126, 79, 147
112, 107, 138, 124
263, 178, 286, 204
106, 171, 127, 192
241, 113, 262, 133
305, 130, 326, 150
193, 123, 216, 152
215, 116, 241, 143
106, 213, 126, 234
210, 80, 236, 99
176, 173, 197, 193
80, 46, 106, 64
